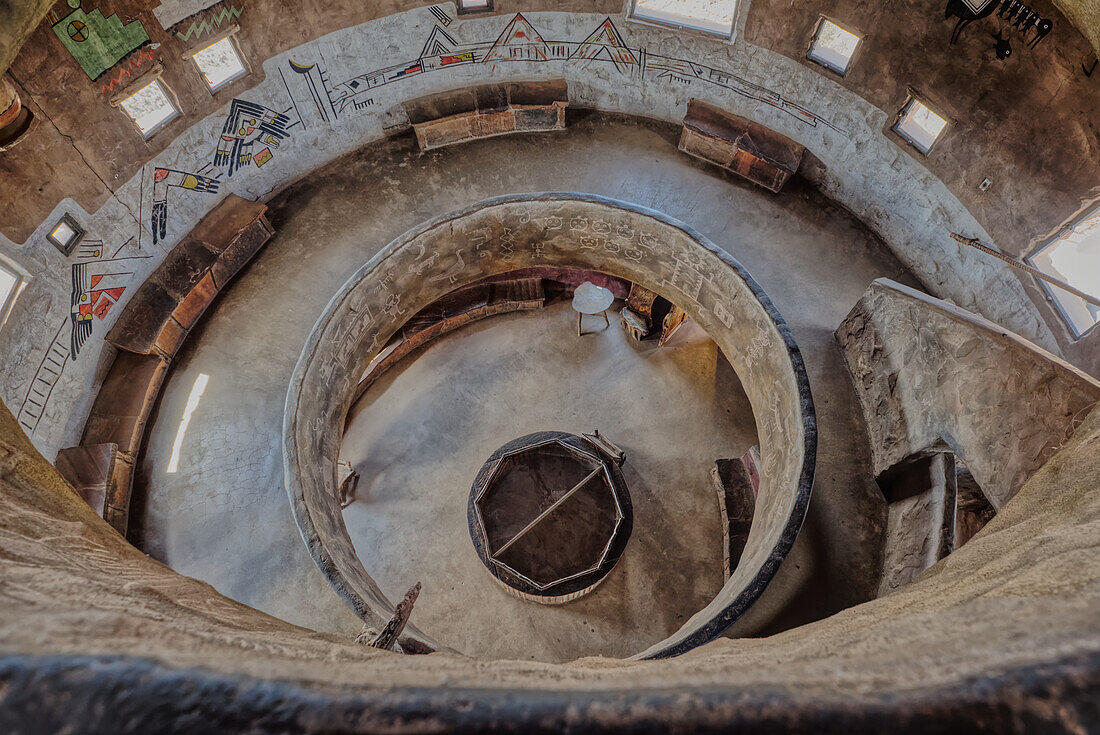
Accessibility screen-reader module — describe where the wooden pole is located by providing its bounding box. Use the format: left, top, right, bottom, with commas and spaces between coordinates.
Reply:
357, 582, 421, 651
949, 233, 1100, 308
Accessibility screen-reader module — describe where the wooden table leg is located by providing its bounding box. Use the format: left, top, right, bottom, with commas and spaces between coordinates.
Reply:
601, 310, 609, 329
577, 311, 582, 336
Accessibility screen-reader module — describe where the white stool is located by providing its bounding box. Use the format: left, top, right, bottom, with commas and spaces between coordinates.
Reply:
571, 281, 615, 336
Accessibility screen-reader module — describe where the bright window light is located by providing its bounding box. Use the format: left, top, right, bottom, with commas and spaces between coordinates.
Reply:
632, 0, 736, 37
119, 79, 178, 138
458, 0, 491, 8
0, 262, 22, 329
167, 373, 209, 474
47, 214, 85, 256
808, 18, 861, 74
51, 221, 76, 245
192, 36, 247, 91
1025, 204, 1100, 338
893, 97, 949, 155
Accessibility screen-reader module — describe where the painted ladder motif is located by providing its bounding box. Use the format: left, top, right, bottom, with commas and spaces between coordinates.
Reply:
17, 323, 70, 434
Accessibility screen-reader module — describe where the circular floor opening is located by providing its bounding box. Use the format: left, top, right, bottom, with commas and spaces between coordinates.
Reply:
469, 431, 633, 605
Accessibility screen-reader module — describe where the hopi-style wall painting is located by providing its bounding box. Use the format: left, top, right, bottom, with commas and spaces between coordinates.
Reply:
98, 46, 158, 99
213, 99, 293, 177
945, 0, 1053, 58
16, 241, 150, 435
47, 0, 150, 81
174, 4, 244, 43
279, 13, 845, 133
151, 169, 221, 245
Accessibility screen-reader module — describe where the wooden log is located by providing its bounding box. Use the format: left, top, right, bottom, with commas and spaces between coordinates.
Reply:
356, 582, 421, 651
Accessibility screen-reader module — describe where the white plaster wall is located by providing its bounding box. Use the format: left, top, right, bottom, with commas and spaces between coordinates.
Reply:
0, 4, 1056, 457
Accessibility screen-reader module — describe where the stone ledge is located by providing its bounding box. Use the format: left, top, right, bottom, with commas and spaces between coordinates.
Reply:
836, 278, 1100, 510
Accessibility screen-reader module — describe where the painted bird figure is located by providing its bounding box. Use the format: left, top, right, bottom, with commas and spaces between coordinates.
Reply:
213, 99, 291, 177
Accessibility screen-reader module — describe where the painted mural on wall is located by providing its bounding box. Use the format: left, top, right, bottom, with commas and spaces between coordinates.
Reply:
16, 240, 150, 435
277, 13, 845, 134
98, 46, 158, 99
945, 0, 1053, 58
47, 0, 151, 81
151, 168, 221, 245
174, 3, 244, 43
214, 100, 292, 176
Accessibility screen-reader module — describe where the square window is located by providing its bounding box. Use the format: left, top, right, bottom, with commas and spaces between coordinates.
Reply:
893, 97, 949, 155
631, 0, 737, 37
47, 213, 85, 256
0, 262, 24, 330
457, 0, 492, 11
192, 36, 248, 91
1025, 204, 1100, 338
119, 79, 179, 138
807, 18, 861, 75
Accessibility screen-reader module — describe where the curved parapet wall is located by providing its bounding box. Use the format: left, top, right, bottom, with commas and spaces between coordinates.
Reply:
283, 193, 816, 659
837, 279, 1100, 509
1, 372, 1098, 729
0, 7, 1061, 460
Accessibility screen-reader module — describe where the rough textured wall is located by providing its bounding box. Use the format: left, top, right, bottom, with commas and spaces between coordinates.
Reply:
0, 0, 52, 77
0, 6, 1071, 461
1055, 0, 1100, 54
282, 193, 814, 659
1, 389, 1098, 730
746, 0, 1100, 367
0, 0, 619, 242
745, 0, 1100, 263
836, 279, 1100, 509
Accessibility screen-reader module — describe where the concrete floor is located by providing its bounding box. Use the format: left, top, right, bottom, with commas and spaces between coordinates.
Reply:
343, 303, 753, 661
133, 112, 919, 660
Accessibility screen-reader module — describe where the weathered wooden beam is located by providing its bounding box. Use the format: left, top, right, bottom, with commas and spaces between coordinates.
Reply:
356, 582, 421, 651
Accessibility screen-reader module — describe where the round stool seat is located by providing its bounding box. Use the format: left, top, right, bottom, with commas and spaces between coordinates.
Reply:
571, 281, 615, 314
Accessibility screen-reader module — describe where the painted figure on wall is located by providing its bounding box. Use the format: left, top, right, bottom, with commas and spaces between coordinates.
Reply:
945, 0, 1052, 50
214, 99, 291, 177
18, 241, 149, 435
151, 168, 220, 244
70, 262, 129, 358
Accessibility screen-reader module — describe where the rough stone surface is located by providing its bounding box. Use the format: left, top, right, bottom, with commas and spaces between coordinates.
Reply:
836, 279, 1100, 510
878, 453, 955, 595
284, 193, 817, 659
0, 386, 1097, 730
1054, 0, 1100, 54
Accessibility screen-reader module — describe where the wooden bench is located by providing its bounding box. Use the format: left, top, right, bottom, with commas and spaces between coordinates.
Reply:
105, 195, 273, 358
712, 447, 760, 580
353, 277, 545, 403
54, 443, 127, 532
679, 99, 805, 193
404, 80, 568, 151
